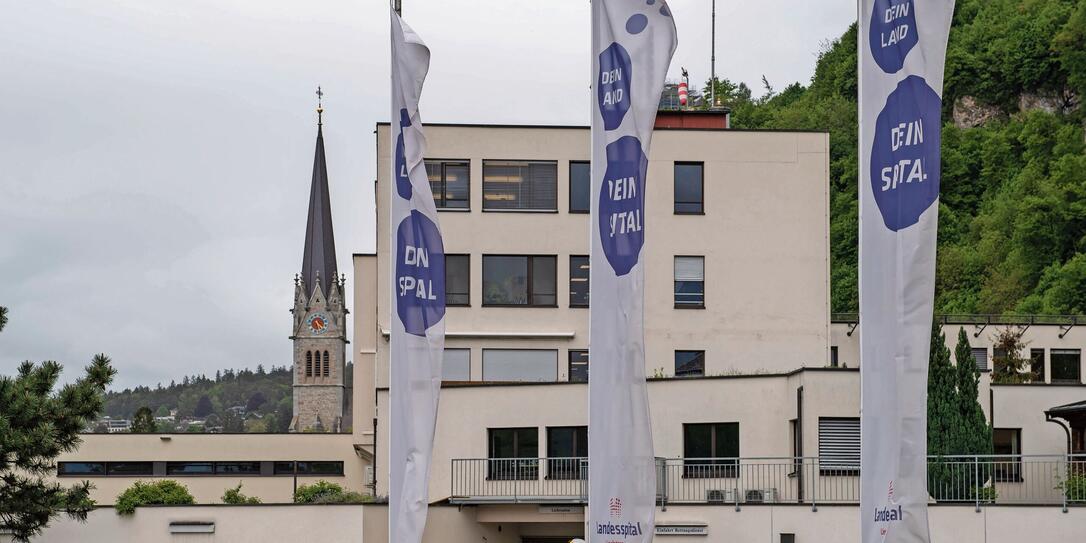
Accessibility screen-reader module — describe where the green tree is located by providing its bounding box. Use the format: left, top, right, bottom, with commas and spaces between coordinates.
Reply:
130, 406, 157, 433
951, 328, 994, 499
115, 481, 194, 515
193, 395, 214, 418
221, 483, 261, 505
221, 409, 244, 433
990, 327, 1034, 384
293, 480, 371, 504
0, 306, 7, 332
927, 322, 960, 498
154, 405, 170, 418
0, 308, 117, 542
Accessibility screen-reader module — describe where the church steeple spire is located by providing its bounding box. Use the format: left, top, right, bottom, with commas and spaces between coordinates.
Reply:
300, 88, 337, 298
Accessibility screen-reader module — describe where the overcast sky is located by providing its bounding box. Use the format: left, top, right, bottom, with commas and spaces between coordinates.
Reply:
0, 0, 854, 391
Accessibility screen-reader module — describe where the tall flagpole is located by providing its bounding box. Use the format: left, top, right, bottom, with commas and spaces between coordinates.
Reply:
711, 0, 716, 107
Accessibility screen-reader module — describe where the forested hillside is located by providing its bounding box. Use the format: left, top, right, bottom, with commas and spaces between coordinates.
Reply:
708, 0, 1086, 314
100, 364, 353, 432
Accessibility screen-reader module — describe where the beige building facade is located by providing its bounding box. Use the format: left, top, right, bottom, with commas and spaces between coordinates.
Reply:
47, 122, 1086, 541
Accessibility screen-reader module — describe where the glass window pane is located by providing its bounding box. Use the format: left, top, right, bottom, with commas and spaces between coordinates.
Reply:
569, 256, 590, 307
215, 462, 261, 475
570, 161, 591, 213
568, 350, 589, 383
483, 256, 528, 305
167, 462, 213, 475
307, 462, 344, 475
1030, 349, 1045, 382
483, 349, 557, 382
683, 424, 713, 458
443, 348, 471, 381
714, 423, 740, 457
426, 161, 443, 204
548, 427, 576, 457
58, 462, 105, 476
445, 255, 470, 306
444, 163, 470, 208
515, 428, 539, 458
107, 462, 154, 476
1052, 349, 1081, 382
531, 256, 557, 306
674, 256, 704, 280
273, 461, 296, 475
675, 350, 705, 377
483, 161, 557, 211
972, 348, 989, 371
489, 429, 516, 458
674, 163, 704, 213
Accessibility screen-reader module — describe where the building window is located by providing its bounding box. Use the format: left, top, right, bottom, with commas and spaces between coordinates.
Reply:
1051, 349, 1081, 383
322, 351, 330, 377
57, 462, 105, 476
569, 255, 590, 307
445, 254, 470, 306
167, 462, 214, 476
568, 350, 589, 383
488, 427, 539, 480
547, 426, 587, 480
674, 256, 705, 307
482, 255, 557, 306
993, 428, 1022, 482
674, 162, 704, 214
675, 350, 705, 377
482, 349, 558, 382
443, 348, 471, 381
830, 346, 840, 368
426, 160, 470, 209
482, 160, 557, 211
569, 161, 591, 213
273, 461, 345, 476
818, 418, 860, 474
1030, 348, 1045, 383
683, 423, 739, 478
106, 462, 154, 476
971, 348, 989, 372
305, 352, 313, 377
215, 462, 261, 475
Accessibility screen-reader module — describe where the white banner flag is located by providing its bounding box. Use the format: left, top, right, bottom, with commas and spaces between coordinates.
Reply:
589, 2, 675, 542
859, 1, 954, 542
389, 9, 444, 543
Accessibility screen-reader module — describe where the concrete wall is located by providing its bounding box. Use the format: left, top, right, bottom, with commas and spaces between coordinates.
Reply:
56, 433, 365, 505
12, 503, 1085, 543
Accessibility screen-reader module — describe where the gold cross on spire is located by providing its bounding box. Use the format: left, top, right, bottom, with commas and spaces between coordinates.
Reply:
316, 86, 324, 125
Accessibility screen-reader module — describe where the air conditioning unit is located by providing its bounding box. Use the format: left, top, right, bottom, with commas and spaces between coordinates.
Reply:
744, 488, 779, 504
706, 489, 737, 504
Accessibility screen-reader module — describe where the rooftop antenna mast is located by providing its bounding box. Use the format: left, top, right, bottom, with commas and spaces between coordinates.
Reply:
711, 0, 717, 108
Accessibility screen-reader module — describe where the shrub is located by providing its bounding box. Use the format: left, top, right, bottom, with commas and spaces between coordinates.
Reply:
293, 480, 372, 504
221, 483, 262, 505
115, 480, 195, 515
1059, 474, 1086, 502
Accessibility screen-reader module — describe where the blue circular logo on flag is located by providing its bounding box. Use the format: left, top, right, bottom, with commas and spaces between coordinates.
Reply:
395, 210, 445, 336
870, 75, 942, 232
598, 136, 647, 276
597, 42, 632, 131
869, 0, 918, 73
395, 108, 412, 200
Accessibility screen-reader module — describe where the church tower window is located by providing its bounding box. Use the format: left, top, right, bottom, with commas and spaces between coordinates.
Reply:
306, 351, 313, 377
323, 351, 330, 377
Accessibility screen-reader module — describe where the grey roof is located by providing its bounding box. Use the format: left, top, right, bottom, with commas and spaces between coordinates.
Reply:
300, 123, 337, 297
1047, 400, 1086, 417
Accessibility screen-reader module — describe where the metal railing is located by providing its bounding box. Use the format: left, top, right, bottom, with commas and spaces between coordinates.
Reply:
450, 455, 1086, 508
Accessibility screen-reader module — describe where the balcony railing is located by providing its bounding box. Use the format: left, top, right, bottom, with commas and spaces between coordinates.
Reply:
449, 455, 1086, 507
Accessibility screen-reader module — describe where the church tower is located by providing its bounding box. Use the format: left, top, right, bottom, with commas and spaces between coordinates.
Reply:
291, 93, 348, 432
